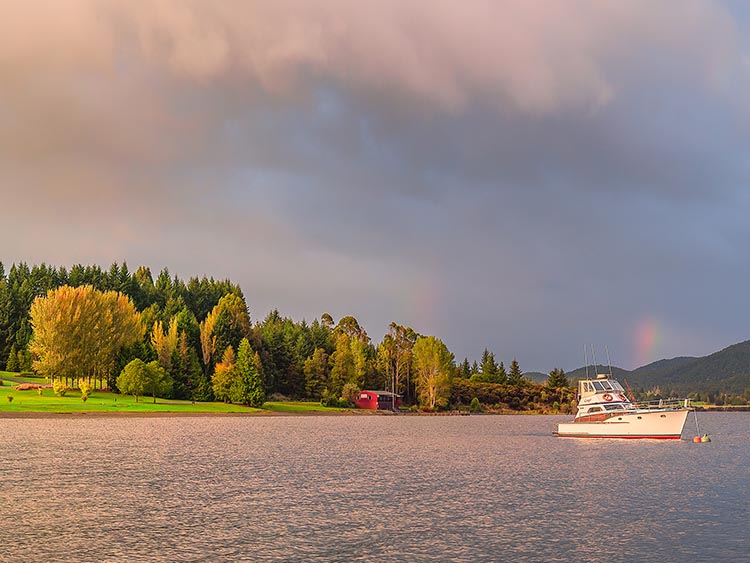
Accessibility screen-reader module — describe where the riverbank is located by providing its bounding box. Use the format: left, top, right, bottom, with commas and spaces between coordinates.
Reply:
0, 379, 354, 416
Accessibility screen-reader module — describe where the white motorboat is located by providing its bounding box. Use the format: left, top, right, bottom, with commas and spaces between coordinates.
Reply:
555, 373, 690, 439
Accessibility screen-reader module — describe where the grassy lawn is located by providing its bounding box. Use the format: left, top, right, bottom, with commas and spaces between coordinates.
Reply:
262, 401, 348, 413
0, 373, 349, 415
0, 370, 46, 384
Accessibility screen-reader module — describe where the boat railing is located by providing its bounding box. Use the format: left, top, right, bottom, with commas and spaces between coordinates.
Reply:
631, 398, 691, 411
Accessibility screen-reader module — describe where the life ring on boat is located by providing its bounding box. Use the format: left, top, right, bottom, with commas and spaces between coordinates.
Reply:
602, 393, 614, 402
618, 394, 628, 402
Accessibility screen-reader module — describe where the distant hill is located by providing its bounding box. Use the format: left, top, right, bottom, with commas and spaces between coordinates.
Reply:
525, 371, 548, 384
565, 364, 631, 382
565, 341, 750, 395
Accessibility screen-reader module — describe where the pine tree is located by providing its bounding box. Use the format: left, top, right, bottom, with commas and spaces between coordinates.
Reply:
6, 343, 18, 372
191, 355, 214, 402
508, 359, 523, 386
460, 358, 471, 379
480, 348, 497, 381
231, 338, 265, 407
547, 368, 568, 388
496, 361, 508, 384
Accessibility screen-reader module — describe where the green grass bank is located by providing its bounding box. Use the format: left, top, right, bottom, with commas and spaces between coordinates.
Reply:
0, 371, 348, 415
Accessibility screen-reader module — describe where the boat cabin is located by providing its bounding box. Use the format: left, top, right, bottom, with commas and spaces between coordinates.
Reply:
575, 374, 633, 421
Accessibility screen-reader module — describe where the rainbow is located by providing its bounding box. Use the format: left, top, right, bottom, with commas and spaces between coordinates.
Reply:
634, 317, 660, 368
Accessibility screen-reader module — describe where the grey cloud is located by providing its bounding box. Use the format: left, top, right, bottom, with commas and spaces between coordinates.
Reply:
2, 1, 750, 371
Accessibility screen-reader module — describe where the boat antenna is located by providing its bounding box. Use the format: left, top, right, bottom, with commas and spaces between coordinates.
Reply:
624, 378, 637, 405
605, 345, 614, 379
591, 345, 598, 376
584, 344, 589, 380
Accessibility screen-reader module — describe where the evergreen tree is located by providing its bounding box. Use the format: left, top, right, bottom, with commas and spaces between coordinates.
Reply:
304, 348, 329, 399
460, 358, 471, 379
231, 338, 265, 407
190, 347, 214, 402
547, 368, 568, 388
480, 348, 497, 380
17, 347, 32, 372
6, 343, 18, 372
508, 358, 524, 385
496, 361, 508, 384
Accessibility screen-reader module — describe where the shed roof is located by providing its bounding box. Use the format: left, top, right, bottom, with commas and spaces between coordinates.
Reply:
361, 390, 401, 397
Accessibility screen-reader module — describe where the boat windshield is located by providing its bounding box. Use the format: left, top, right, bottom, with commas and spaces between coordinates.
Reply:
603, 403, 626, 411
584, 380, 626, 393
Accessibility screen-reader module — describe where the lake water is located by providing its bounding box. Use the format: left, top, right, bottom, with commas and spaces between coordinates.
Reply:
1, 413, 748, 563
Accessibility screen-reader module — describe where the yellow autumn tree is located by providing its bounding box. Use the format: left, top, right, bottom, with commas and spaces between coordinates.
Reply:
151, 317, 179, 371
199, 292, 252, 374
200, 308, 218, 374
413, 335, 454, 410
30, 285, 143, 387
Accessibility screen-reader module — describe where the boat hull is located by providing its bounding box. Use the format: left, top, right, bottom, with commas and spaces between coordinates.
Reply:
555, 409, 689, 439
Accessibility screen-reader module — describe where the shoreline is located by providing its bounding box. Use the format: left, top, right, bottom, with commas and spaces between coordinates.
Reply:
0, 409, 546, 419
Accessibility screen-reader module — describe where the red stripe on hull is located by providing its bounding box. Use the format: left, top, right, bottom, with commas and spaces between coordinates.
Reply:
554, 433, 682, 440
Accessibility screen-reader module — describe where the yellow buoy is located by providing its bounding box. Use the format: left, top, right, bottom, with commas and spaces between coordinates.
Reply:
701, 434, 711, 443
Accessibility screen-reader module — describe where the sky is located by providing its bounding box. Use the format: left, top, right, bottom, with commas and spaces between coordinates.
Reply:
2, 0, 750, 372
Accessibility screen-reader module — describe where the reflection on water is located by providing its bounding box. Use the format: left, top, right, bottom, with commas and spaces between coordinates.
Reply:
0, 413, 748, 562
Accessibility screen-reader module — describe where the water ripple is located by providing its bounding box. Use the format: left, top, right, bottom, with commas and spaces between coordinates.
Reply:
0, 414, 748, 562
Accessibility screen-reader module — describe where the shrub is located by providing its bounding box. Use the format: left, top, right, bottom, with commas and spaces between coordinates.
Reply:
552, 401, 560, 412
78, 379, 93, 397
341, 383, 360, 405
469, 397, 483, 413
267, 392, 290, 402
320, 389, 334, 407
53, 380, 68, 397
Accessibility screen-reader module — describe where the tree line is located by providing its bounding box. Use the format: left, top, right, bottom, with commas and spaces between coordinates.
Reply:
0, 262, 573, 410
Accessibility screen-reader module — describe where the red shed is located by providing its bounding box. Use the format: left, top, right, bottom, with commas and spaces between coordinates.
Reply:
355, 390, 402, 410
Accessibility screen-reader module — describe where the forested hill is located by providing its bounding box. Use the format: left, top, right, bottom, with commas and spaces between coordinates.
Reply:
566, 342, 750, 398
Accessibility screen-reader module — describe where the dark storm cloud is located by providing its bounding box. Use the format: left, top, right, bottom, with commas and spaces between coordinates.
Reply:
1, 1, 749, 370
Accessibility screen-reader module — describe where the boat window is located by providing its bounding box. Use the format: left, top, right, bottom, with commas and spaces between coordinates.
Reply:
583, 382, 593, 392
588, 406, 603, 413
592, 381, 604, 391
603, 404, 625, 411
600, 381, 613, 390
611, 381, 624, 391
